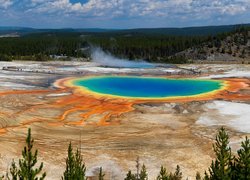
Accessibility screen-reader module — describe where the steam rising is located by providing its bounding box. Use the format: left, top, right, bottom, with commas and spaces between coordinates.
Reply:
91, 48, 155, 68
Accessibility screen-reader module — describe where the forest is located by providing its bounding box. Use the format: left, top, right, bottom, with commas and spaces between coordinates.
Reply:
0, 26, 249, 64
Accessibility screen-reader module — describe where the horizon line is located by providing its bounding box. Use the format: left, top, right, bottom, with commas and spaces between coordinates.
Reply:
1, 22, 250, 30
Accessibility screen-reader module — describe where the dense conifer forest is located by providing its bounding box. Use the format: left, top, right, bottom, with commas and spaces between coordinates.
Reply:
0, 26, 249, 63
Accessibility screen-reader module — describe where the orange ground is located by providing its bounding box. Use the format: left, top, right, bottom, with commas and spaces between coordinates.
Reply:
0, 77, 249, 134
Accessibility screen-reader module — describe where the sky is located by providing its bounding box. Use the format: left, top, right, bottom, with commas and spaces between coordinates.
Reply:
0, 0, 249, 29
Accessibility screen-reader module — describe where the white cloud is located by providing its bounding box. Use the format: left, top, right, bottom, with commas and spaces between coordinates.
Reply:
1, 0, 249, 28
27, 0, 123, 16
25, 0, 250, 20
0, 0, 13, 9
220, 4, 246, 15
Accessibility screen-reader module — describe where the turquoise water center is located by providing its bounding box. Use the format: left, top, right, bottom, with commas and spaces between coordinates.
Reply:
73, 76, 224, 99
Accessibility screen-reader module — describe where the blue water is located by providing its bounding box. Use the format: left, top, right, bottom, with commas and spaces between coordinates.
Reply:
73, 76, 223, 98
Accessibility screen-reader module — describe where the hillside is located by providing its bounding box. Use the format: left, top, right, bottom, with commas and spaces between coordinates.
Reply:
110, 24, 250, 36
0, 25, 249, 64
0, 24, 250, 36
177, 27, 250, 63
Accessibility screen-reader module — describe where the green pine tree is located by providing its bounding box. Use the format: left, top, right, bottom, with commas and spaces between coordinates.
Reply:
74, 149, 86, 180
169, 165, 182, 180
139, 164, 147, 180
98, 167, 105, 180
62, 142, 86, 180
124, 158, 148, 180
63, 142, 74, 180
204, 171, 209, 180
135, 157, 140, 180
207, 127, 233, 180
157, 166, 170, 180
235, 136, 250, 179
16, 128, 46, 180
195, 172, 201, 180
124, 170, 136, 180
9, 159, 18, 180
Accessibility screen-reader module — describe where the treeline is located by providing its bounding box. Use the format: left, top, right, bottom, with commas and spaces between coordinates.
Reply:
87, 26, 250, 63
0, 26, 249, 63
87, 34, 207, 63
0, 127, 249, 179
0, 33, 87, 61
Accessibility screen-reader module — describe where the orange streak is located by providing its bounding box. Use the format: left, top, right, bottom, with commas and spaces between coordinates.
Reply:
0, 77, 249, 135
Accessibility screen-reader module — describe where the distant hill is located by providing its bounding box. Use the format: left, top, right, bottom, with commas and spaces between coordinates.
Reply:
0, 27, 113, 36
176, 27, 250, 62
0, 24, 249, 64
0, 27, 34, 34
115, 24, 250, 36
0, 24, 250, 36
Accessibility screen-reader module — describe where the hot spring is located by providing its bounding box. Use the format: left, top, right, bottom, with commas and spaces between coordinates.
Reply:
70, 76, 225, 99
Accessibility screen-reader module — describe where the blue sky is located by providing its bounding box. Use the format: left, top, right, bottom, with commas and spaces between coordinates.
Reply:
0, 0, 249, 29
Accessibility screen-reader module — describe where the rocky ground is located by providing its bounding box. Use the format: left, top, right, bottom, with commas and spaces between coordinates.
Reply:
0, 61, 249, 179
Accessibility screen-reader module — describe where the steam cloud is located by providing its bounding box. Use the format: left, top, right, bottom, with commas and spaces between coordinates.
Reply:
91, 47, 155, 68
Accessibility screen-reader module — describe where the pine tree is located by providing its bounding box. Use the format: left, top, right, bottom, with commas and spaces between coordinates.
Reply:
139, 164, 147, 180
9, 160, 18, 180
235, 136, 250, 179
204, 171, 209, 180
135, 157, 140, 180
98, 167, 105, 180
124, 170, 136, 180
124, 158, 148, 180
74, 149, 86, 180
195, 172, 201, 180
18, 128, 46, 180
62, 142, 86, 180
63, 142, 74, 180
157, 166, 170, 180
169, 165, 182, 180
207, 127, 233, 179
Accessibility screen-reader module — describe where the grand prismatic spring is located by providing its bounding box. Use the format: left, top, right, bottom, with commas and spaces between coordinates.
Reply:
0, 74, 248, 130
68, 76, 224, 99
49, 75, 248, 126
56, 75, 249, 101
0, 64, 249, 179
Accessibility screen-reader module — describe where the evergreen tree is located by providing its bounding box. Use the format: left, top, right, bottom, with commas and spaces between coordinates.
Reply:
195, 172, 201, 180
63, 142, 74, 180
124, 170, 136, 180
157, 166, 169, 180
62, 142, 86, 180
98, 167, 105, 180
74, 149, 86, 180
124, 158, 148, 180
169, 165, 182, 180
135, 157, 140, 180
207, 127, 233, 180
139, 164, 147, 180
9, 160, 18, 180
235, 136, 250, 179
204, 171, 209, 180
16, 128, 46, 180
